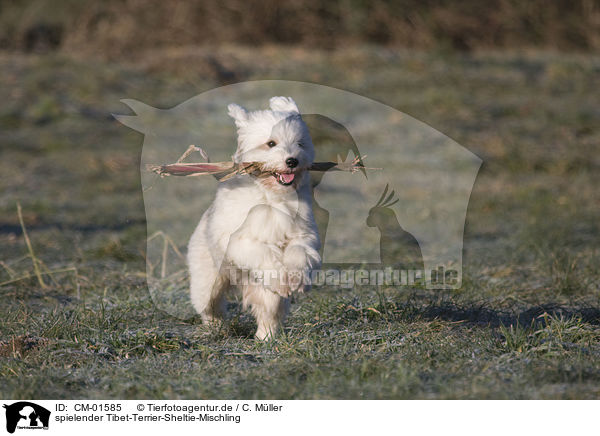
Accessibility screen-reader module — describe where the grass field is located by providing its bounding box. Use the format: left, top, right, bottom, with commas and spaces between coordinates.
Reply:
1, 46, 599, 399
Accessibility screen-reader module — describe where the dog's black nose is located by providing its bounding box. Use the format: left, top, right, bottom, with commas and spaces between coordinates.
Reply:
286, 157, 298, 168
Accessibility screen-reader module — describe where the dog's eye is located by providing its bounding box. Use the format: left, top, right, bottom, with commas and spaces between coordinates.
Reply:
267, 140, 277, 148
298, 142, 304, 147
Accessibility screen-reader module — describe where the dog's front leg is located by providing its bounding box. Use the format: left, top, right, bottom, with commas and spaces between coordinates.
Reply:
227, 234, 292, 340
243, 285, 290, 340
283, 238, 321, 292
227, 231, 294, 301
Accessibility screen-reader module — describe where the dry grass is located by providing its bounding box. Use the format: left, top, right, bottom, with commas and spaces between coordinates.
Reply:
0, 46, 599, 398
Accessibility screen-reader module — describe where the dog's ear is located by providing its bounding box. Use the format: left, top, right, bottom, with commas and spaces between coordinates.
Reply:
269, 96, 300, 114
227, 103, 249, 127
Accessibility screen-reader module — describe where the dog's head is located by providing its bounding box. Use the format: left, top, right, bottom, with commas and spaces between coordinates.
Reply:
227, 97, 315, 190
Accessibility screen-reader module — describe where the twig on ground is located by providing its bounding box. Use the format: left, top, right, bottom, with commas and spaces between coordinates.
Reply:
17, 202, 47, 289
0, 203, 79, 289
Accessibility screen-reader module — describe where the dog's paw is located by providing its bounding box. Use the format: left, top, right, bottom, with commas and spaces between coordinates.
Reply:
286, 270, 304, 292
283, 245, 307, 270
283, 246, 317, 292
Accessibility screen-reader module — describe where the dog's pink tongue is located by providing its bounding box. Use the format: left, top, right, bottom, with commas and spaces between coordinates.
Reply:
281, 173, 295, 184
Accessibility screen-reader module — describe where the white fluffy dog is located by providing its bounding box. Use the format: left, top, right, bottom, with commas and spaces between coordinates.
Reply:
188, 97, 321, 340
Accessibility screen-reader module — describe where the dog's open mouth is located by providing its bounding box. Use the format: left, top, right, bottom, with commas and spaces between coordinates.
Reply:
274, 172, 296, 186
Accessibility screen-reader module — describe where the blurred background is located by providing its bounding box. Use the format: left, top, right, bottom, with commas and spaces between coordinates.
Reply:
1, 1, 600, 399
2, 0, 599, 55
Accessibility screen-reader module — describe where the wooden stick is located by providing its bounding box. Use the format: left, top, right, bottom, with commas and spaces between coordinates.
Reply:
147, 149, 377, 181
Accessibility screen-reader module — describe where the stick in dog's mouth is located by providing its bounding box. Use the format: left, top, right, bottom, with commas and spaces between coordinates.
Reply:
147, 145, 379, 182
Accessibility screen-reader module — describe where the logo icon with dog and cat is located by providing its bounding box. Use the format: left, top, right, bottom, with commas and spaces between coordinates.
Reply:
3, 402, 50, 433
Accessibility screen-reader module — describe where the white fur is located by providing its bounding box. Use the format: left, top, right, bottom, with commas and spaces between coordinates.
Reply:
188, 97, 321, 340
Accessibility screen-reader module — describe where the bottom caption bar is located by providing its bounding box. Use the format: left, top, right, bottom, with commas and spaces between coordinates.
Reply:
0, 400, 595, 435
